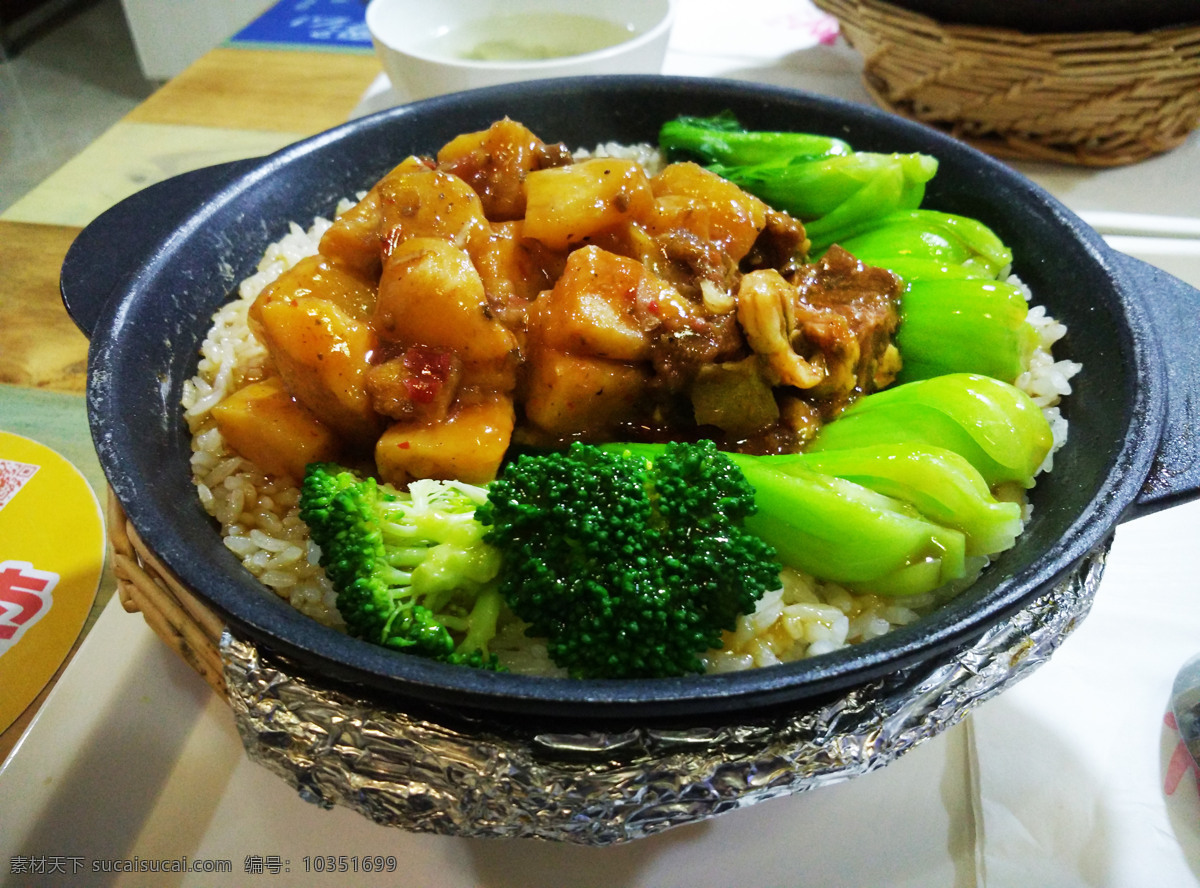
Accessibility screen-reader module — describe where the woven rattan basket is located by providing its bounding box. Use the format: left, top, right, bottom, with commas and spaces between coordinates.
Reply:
108, 490, 228, 699
812, 0, 1200, 166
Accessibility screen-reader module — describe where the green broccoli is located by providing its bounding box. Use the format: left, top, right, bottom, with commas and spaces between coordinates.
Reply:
476, 440, 781, 680
299, 463, 504, 669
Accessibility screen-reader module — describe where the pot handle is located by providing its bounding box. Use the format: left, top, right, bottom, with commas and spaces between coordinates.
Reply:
1113, 251, 1200, 517
60, 158, 261, 339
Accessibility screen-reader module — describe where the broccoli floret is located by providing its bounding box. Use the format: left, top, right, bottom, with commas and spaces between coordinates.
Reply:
477, 440, 781, 679
299, 463, 503, 669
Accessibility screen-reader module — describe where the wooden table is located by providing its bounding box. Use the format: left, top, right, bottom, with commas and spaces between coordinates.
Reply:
0, 40, 382, 761
1, 46, 381, 390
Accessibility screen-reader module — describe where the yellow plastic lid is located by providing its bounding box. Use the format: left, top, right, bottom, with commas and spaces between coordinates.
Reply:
0, 431, 105, 736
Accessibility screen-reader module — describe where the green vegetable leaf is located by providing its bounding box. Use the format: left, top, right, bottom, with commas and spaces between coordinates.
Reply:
808, 374, 1054, 489
833, 209, 1013, 280
896, 279, 1039, 383
658, 112, 853, 166
759, 443, 1025, 557
710, 152, 938, 254
727, 456, 968, 597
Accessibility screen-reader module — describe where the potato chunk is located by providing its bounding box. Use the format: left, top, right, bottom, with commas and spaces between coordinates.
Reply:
437, 117, 557, 222
522, 349, 649, 439
523, 157, 655, 250
319, 155, 432, 278
375, 396, 515, 486
252, 254, 377, 323
651, 161, 768, 262
212, 376, 340, 481
249, 288, 381, 447
527, 245, 656, 362
377, 167, 491, 260
473, 220, 562, 320
376, 237, 519, 371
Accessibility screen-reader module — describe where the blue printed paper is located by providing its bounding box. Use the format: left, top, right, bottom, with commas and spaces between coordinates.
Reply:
231, 0, 372, 50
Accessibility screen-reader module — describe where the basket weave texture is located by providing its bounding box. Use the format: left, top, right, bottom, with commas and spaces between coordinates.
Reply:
813, 0, 1200, 166
109, 491, 228, 699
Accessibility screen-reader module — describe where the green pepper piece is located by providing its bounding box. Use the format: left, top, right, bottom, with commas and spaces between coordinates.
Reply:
657, 113, 853, 166
808, 373, 1054, 489
729, 457, 967, 597
759, 443, 1025, 557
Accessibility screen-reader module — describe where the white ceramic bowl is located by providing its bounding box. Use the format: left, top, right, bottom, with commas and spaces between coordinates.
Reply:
365, 0, 675, 101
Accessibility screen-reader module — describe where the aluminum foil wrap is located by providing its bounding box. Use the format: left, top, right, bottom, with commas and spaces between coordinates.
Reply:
221, 543, 1108, 845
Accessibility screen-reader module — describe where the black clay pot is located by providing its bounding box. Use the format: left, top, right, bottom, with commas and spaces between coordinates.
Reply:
63, 76, 1200, 725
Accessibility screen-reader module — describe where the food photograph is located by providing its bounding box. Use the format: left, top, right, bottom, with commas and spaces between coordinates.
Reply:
2, 0, 1200, 884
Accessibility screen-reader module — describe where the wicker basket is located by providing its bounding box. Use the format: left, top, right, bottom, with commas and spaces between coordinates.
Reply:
812, 0, 1200, 166
108, 491, 228, 698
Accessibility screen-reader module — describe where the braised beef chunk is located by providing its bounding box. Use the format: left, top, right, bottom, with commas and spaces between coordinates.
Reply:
791, 245, 903, 414
741, 209, 809, 276
655, 227, 734, 291
532, 141, 575, 169
649, 311, 745, 393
